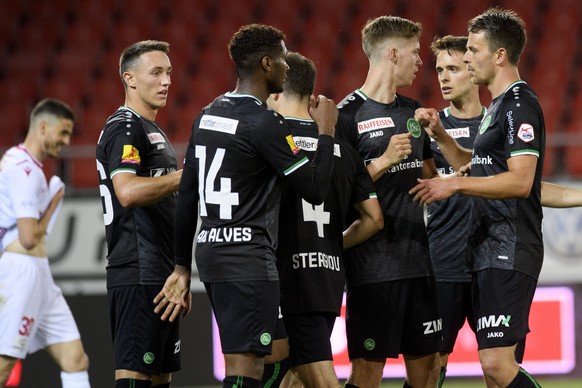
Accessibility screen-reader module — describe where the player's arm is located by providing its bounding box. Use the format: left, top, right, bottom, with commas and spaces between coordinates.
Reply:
415, 108, 472, 170
366, 133, 412, 182
541, 182, 582, 208
343, 197, 384, 249
112, 169, 182, 208
16, 187, 64, 250
410, 154, 537, 205
422, 157, 439, 179
155, 146, 197, 321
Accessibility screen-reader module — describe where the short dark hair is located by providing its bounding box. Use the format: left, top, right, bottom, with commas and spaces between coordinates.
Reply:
119, 40, 170, 79
282, 52, 316, 98
467, 7, 526, 65
30, 99, 75, 124
431, 35, 468, 57
362, 16, 422, 59
228, 24, 286, 77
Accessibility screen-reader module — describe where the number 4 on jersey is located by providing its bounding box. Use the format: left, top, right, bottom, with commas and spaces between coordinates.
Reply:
196, 145, 239, 220
301, 199, 330, 238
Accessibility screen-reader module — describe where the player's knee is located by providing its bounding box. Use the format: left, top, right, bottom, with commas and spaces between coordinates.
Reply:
478, 352, 503, 380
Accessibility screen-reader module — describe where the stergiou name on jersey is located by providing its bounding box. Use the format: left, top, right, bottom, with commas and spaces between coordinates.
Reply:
292, 252, 341, 271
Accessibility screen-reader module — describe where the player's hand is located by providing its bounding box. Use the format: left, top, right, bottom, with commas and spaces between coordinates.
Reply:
383, 133, 412, 167
309, 94, 337, 137
458, 162, 471, 176
154, 265, 191, 322
415, 108, 446, 141
409, 177, 456, 205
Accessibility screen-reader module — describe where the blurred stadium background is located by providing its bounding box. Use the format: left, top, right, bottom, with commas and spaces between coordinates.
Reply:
1, 0, 582, 386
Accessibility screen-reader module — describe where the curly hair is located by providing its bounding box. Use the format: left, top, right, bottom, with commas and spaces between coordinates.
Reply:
228, 24, 286, 77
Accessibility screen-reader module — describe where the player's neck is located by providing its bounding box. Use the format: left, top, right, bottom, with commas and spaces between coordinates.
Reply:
124, 97, 158, 122
22, 136, 45, 162
449, 92, 483, 119
488, 67, 521, 100
233, 78, 269, 104
360, 67, 397, 104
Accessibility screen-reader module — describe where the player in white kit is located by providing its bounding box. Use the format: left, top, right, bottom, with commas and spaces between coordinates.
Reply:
0, 99, 90, 387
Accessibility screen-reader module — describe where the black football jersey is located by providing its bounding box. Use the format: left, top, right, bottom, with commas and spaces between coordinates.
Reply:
337, 90, 434, 287
468, 81, 545, 279
175, 93, 334, 282
427, 107, 484, 282
277, 117, 377, 314
96, 107, 178, 287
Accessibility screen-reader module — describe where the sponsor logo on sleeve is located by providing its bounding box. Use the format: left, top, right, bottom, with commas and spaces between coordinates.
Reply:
517, 123, 535, 143
286, 135, 300, 155
121, 145, 141, 164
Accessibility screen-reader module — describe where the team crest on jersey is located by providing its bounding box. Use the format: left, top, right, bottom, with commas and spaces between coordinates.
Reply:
286, 135, 300, 155
147, 132, 166, 144
406, 118, 422, 138
479, 116, 492, 134
121, 145, 140, 164
517, 123, 535, 143
357, 117, 394, 134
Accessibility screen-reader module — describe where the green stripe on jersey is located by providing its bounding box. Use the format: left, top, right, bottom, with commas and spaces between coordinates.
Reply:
283, 157, 309, 176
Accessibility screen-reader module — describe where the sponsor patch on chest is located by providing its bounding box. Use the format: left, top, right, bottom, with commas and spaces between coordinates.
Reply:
357, 117, 394, 134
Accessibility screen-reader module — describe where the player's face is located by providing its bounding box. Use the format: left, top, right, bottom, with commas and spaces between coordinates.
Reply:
435, 49, 475, 103
131, 50, 172, 109
267, 41, 289, 94
44, 117, 73, 158
394, 38, 422, 88
464, 31, 496, 86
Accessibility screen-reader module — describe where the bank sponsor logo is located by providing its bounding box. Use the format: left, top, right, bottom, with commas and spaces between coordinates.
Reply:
199, 114, 239, 134
387, 159, 423, 173
357, 117, 394, 134
471, 154, 493, 165
444, 127, 470, 139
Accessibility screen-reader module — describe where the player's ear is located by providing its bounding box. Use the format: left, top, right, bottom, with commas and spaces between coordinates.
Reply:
495, 47, 507, 65
261, 55, 272, 72
388, 47, 398, 64
123, 71, 136, 88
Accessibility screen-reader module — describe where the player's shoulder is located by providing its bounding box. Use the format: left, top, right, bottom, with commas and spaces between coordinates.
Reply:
395, 93, 422, 109
501, 81, 541, 113
100, 108, 145, 141
0, 146, 42, 177
338, 90, 366, 112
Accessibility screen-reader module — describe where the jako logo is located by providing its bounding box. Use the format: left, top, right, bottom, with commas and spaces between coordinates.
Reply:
477, 315, 511, 332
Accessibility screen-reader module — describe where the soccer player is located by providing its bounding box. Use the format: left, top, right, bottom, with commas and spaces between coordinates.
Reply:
336, 16, 441, 388
267, 51, 384, 387
425, 33, 582, 388
96, 40, 186, 388
411, 8, 546, 387
0, 99, 90, 387
153, 24, 338, 388
426, 35, 483, 386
